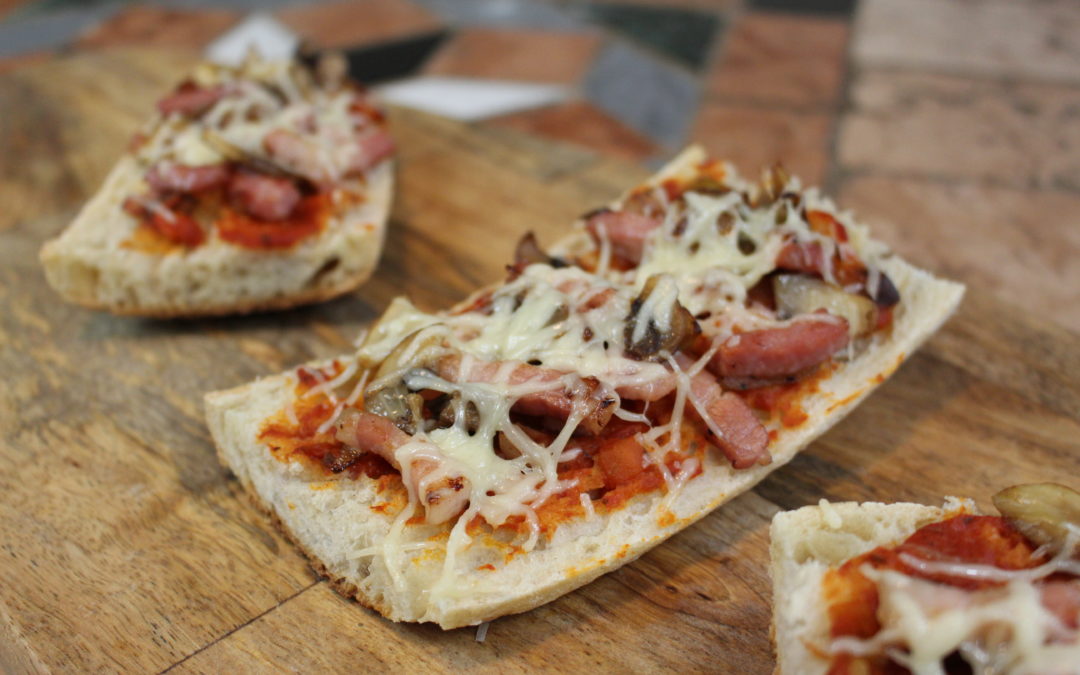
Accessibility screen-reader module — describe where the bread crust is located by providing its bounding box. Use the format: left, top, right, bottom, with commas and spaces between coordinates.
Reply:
205, 148, 965, 629
40, 145, 393, 318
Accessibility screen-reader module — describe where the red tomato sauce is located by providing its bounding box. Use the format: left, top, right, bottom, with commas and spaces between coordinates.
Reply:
216, 192, 330, 249
822, 515, 1047, 675
258, 363, 394, 481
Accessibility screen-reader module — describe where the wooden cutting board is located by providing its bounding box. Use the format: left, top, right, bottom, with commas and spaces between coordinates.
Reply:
1, 50, 1077, 674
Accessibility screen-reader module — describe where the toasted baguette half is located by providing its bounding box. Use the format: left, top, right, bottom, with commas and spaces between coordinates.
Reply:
39, 159, 392, 318
40, 55, 394, 318
206, 149, 965, 629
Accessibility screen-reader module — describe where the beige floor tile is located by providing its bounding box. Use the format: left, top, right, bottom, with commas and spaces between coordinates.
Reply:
424, 28, 603, 84
854, 0, 1080, 84
838, 70, 1080, 191
839, 175, 1080, 332
691, 103, 833, 187
707, 12, 849, 108
489, 100, 658, 161
277, 0, 442, 50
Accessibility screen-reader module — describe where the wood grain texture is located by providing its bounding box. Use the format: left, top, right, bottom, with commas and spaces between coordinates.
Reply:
0, 49, 1077, 673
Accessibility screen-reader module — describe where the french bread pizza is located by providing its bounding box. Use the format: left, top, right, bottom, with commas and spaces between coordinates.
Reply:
770, 484, 1080, 674
40, 52, 394, 317
206, 147, 964, 628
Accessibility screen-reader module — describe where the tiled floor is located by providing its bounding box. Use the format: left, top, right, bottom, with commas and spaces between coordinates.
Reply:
1, 0, 1078, 329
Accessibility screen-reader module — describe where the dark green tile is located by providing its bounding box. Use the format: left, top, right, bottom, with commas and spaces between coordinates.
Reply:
748, 0, 857, 16
343, 30, 450, 84
583, 3, 721, 71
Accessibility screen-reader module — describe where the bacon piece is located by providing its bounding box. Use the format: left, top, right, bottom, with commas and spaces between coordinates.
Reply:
145, 162, 230, 194
335, 409, 469, 524
1041, 580, 1080, 636
347, 130, 395, 173
775, 241, 825, 276
436, 355, 616, 436
585, 210, 661, 264
157, 82, 227, 117
675, 354, 770, 469
264, 129, 328, 183
579, 287, 615, 311
227, 170, 302, 221
595, 436, 646, 489
709, 316, 850, 380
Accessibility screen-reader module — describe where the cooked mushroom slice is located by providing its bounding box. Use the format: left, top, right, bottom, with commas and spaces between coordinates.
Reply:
624, 274, 700, 360
755, 164, 790, 207
870, 270, 901, 308
435, 392, 481, 434
363, 326, 449, 433
992, 483, 1080, 553
364, 380, 424, 435
508, 232, 566, 280
773, 274, 877, 337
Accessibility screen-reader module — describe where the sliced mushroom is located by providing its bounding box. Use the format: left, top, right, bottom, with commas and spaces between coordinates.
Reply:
992, 483, 1080, 553
364, 380, 424, 435
755, 164, 790, 207
773, 274, 877, 337
435, 392, 480, 434
685, 174, 731, 196
363, 326, 449, 434
871, 270, 901, 308
624, 274, 700, 360
508, 231, 566, 280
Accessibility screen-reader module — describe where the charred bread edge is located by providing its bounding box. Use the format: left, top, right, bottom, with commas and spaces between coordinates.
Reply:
204, 149, 965, 629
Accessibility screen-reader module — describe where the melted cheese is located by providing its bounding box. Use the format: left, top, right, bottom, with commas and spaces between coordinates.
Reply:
327, 161, 893, 597
829, 529, 1080, 673
135, 57, 376, 184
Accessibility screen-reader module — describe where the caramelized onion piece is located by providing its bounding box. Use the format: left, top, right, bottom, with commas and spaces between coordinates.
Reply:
624, 274, 700, 360
992, 483, 1080, 553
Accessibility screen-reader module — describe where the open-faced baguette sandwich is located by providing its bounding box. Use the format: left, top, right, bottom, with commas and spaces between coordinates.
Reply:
770, 483, 1080, 674
206, 148, 964, 628
40, 52, 394, 317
